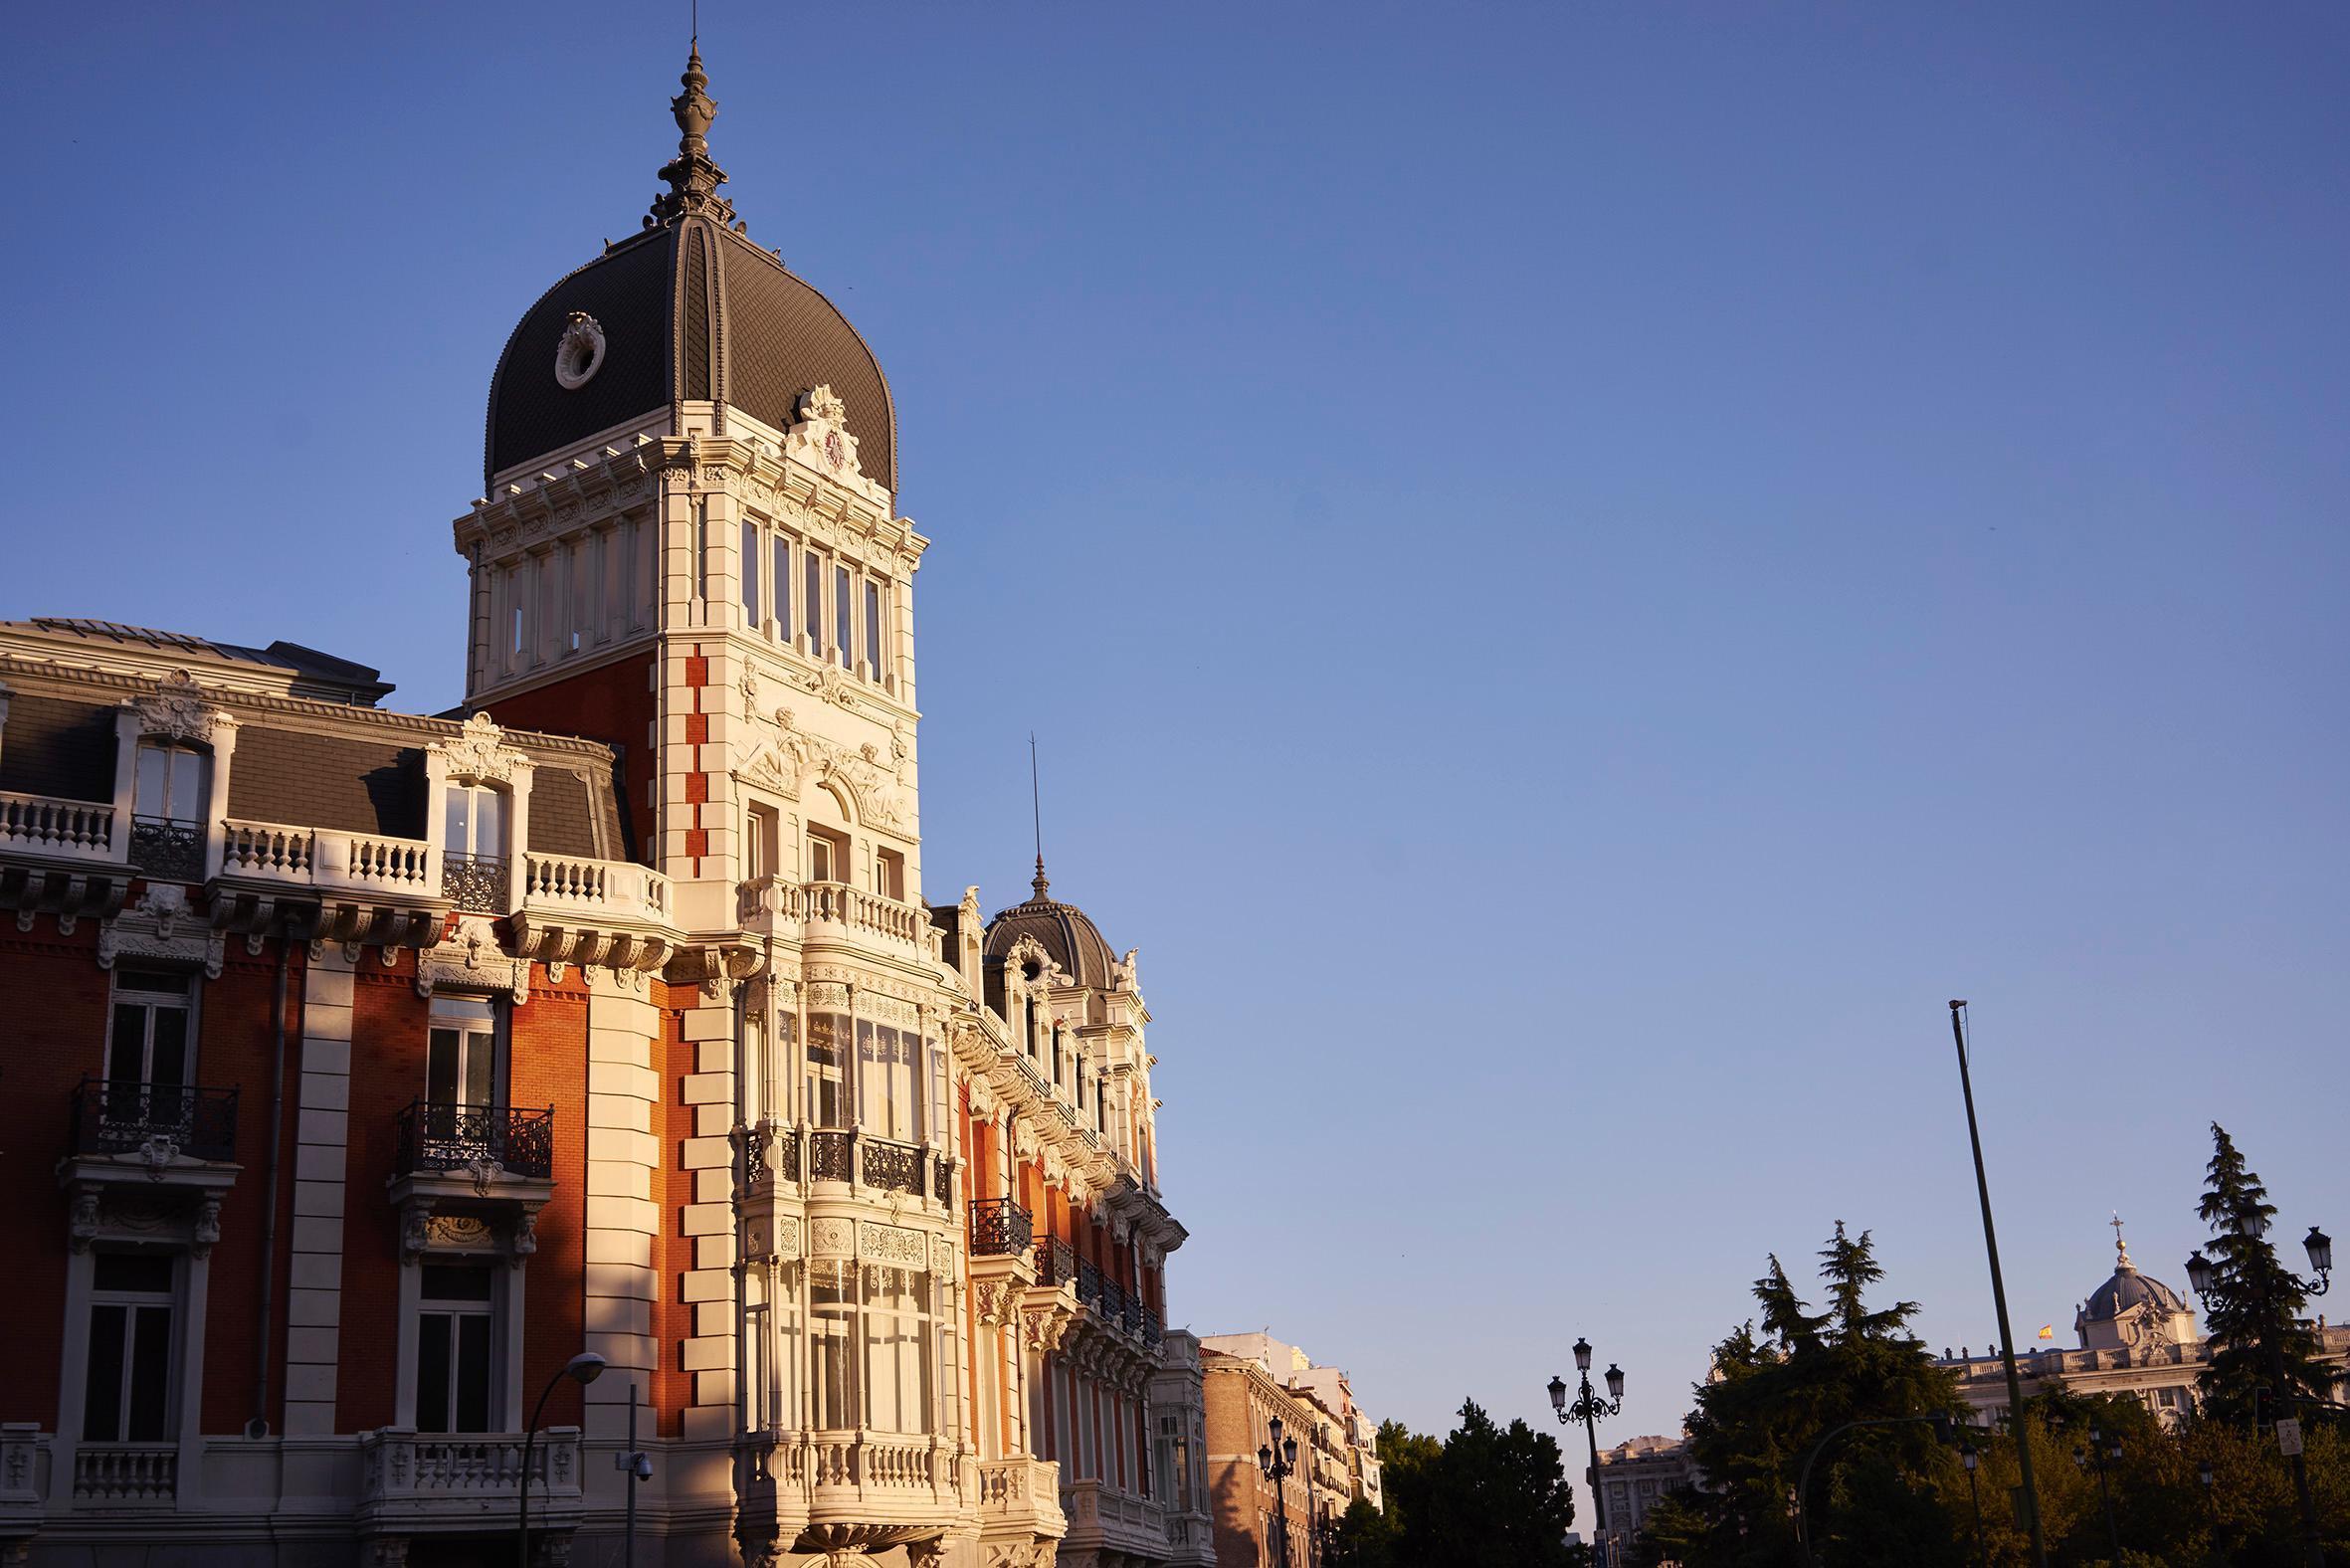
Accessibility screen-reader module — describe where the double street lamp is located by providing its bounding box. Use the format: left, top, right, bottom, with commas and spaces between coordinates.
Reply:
2185, 1219, 2332, 1568
1259, 1416, 1300, 1567
2071, 1422, 2123, 1559
1547, 1337, 1626, 1543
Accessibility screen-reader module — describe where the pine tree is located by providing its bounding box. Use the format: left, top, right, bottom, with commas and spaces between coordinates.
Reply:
2194, 1122, 2327, 1425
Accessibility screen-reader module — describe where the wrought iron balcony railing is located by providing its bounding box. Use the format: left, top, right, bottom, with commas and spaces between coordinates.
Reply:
933, 1154, 953, 1206
810, 1129, 855, 1183
393, 1100, 553, 1180
70, 1078, 238, 1162
970, 1197, 1035, 1258
442, 853, 507, 914
1138, 1304, 1163, 1351
127, 815, 204, 882
1035, 1236, 1080, 1290
1099, 1276, 1127, 1325
1076, 1257, 1104, 1308
862, 1137, 924, 1197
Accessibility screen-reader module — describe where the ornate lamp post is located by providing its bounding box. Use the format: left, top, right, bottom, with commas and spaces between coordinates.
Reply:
2076, 1422, 2123, 1558
517, 1351, 606, 1568
1959, 1444, 1989, 1568
2187, 1220, 2332, 1567
1259, 1415, 1300, 1567
1547, 1337, 1625, 1547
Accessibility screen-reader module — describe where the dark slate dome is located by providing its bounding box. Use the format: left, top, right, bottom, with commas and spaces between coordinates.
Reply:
2083, 1251, 2188, 1322
985, 863, 1120, 991
483, 47, 895, 492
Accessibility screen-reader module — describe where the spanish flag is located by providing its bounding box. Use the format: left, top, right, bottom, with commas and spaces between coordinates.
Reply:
2037, 1325, 2056, 1340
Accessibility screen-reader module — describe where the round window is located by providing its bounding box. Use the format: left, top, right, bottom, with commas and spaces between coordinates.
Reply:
554, 312, 605, 390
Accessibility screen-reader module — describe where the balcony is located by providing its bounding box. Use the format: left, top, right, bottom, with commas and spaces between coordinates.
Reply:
862, 1137, 925, 1198
0, 790, 129, 922
70, 1078, 238, 1165
799, 1128, 946, 1208
72, 1444, 177, 1507
977, 1456, 1067, 1554
511, 852, 675, 975
734, 1429, 965, 1559
736, 876, 930, 956
211, 819, 442, 946
1061, 1477, 1167, 1564
395, 1101, 553, 1180
971, 1198, 1035, 1257
357, 1427, 582, 1538
127, 815, 204, 882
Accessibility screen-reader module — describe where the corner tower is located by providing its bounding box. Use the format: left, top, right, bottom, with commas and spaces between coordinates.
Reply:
454, 45, 920, 919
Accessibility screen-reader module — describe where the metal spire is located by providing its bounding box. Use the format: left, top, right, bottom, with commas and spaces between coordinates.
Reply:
1030, 733, 1049, 899
647, 39, 734, 228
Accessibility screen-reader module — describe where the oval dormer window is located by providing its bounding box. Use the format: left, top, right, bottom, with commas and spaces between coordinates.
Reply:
554, 312, 605, 389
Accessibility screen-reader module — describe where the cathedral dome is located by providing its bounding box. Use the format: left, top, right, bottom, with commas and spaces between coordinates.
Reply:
2083, 1261, 2188, 1323
483, 47, 895, 492
985, 864, 1121, 991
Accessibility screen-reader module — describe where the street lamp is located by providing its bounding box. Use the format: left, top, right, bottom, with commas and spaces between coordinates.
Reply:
1259, 1416, 1300, 1567
518, 1351, 606, 1568
1959, 1445, 1988, 1568
2083, 1423, 2121, 1559
1547, 1337, 1626, 1546
2186, 1210, 2333, 1568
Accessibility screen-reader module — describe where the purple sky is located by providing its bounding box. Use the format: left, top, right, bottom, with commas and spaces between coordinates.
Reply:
8, 1, 2348, 1529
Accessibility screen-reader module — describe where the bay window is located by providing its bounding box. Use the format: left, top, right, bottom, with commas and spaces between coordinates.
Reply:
857, 1019, 924, 1144
810, 1261, 858, 1429
863, 1266, 934, 1434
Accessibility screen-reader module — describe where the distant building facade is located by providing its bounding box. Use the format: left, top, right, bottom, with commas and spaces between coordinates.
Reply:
1195, 1335, 1382, 1567
1592, 1434, 1698, 1548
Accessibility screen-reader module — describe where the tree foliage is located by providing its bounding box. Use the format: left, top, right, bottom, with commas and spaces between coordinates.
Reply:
1327, 1402, 1580, 1568
2195, 1122, 2328, 1427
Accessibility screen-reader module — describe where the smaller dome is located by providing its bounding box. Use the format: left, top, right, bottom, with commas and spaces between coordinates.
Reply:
2081, 1226, 2189, 1322
984, 862, 1120, 991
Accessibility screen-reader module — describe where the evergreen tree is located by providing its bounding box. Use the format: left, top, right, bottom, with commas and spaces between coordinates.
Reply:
1371, 1404, 1577, 1568
2195, 1122, 2328, 1426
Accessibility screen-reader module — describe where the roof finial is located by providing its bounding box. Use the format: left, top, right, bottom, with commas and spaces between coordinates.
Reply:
647, 38, 735, 228
2111, 1212, 2132, 1269
1030, 732, 1050, 899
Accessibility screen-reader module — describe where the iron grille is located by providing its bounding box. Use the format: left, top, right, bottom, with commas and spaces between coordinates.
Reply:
70, 1078, 239, 1162
443, 853, 507, 913
1139, 1305, 1163, 1351
1076, 1258, 1104, 1307
1099, 1277, 1127, 1324
810, 1130, 854, 1183
862, 1137, 923, 1197
933, 1155, 953, 1206
393, 1100, 554, 1179
769, 1127, 802, 1183
128, 816, 204, 882
969, 1197, 1035, 1258
1035, 1236, 1079, 1289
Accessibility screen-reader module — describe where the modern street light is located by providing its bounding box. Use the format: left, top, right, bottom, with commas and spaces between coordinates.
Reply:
1959, 1444, 1989, 1568
518, 1351, 607, 1568
2186, 1213, 2333, 1567
1547, 1336, 1626, 1549
1258, 1416, 1300, 1567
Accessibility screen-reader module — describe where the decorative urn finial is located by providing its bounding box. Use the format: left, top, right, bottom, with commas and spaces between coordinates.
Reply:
648, 43, 736, 227
1032, 857, 1051, 900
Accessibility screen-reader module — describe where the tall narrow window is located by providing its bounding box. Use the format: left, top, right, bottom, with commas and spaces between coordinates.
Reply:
568, 544, 588, 653
444, 783, 507, 914
415, 1264, 494, 1434
105, 969, 194, 1131
875, 848, 905, 902
807, 825, 847, 885
774, 534, 793, 643
863, 580, 881, 678
595, 528, 616, 642
863, 1267, 933, 1434
810, 1261, 858, 1429
835, 566, 853, 668
803, 550, 823, 655
746, 803, 780, 882
83, 1252, 176, 1444
806, 1011, 852, 1128
427, 994, 497, 1109
129, 740, 208, 882
741, 519, 762, 625
744, 1271, 773, 1432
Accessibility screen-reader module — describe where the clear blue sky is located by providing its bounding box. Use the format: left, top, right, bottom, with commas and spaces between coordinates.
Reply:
9, 1, 2347, 1526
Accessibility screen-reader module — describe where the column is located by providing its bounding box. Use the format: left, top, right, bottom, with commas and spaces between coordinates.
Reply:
678, 979, 738, 1440
582, 970, 663, 1440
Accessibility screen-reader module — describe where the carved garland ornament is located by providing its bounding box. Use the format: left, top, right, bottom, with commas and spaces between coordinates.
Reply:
430, 711, 531, 785
129, 670, 234, 744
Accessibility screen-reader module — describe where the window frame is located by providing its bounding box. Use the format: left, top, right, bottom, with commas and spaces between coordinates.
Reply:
82, 1250, 181, 1445
414, 1261, 499, 1435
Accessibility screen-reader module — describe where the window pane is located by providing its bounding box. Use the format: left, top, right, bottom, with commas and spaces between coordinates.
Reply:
804, 551, 822, 649
475, 790, 504, 857
774, 537, 792, 640
865, 581, 881, 676
95, 1253, 175, 1292
169, 749, 203, 819
417, 1314, 452, 1433
135, 746, 167, 816
456, 1314, 492, 1432
109, 1003, 148, 1084
741, 520, 761, 621
422, 1265, 494, 1301
127, 1304, 172, 1441
84, 1303, 127, 1442
835, 568, 852, 667
445, 787, 472, 854
428, 1029, 461, 1104
463, 1028, 493, 1108
150, 1007, 188, 1090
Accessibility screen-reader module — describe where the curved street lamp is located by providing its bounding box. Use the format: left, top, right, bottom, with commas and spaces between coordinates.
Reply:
517, 1351, 607, 1568
1547, 1337, 1626, 1543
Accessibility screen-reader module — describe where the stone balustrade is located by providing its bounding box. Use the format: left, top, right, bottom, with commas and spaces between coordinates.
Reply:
737, 876, 928, 952
0, 791, 117, 863
358, 1427, 581, 1526
522, 852, 671, 921
218, 819, 438, 896
72, 1444, 176, 1505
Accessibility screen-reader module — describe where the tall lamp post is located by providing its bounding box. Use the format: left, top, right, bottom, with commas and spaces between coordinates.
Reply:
517, 1351, 607, 1568
1259, 1416, 1300, 1568
1959, 1444, 1989, 1568
1946, 1001, 2050, 1568
2073, 1422, 2123, 1559
2186, 1222, 2332, 1568
1548, 1337, 1625, 1553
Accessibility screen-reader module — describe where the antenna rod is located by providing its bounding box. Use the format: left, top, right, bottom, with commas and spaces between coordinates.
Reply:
1029, 734, 1046, 890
